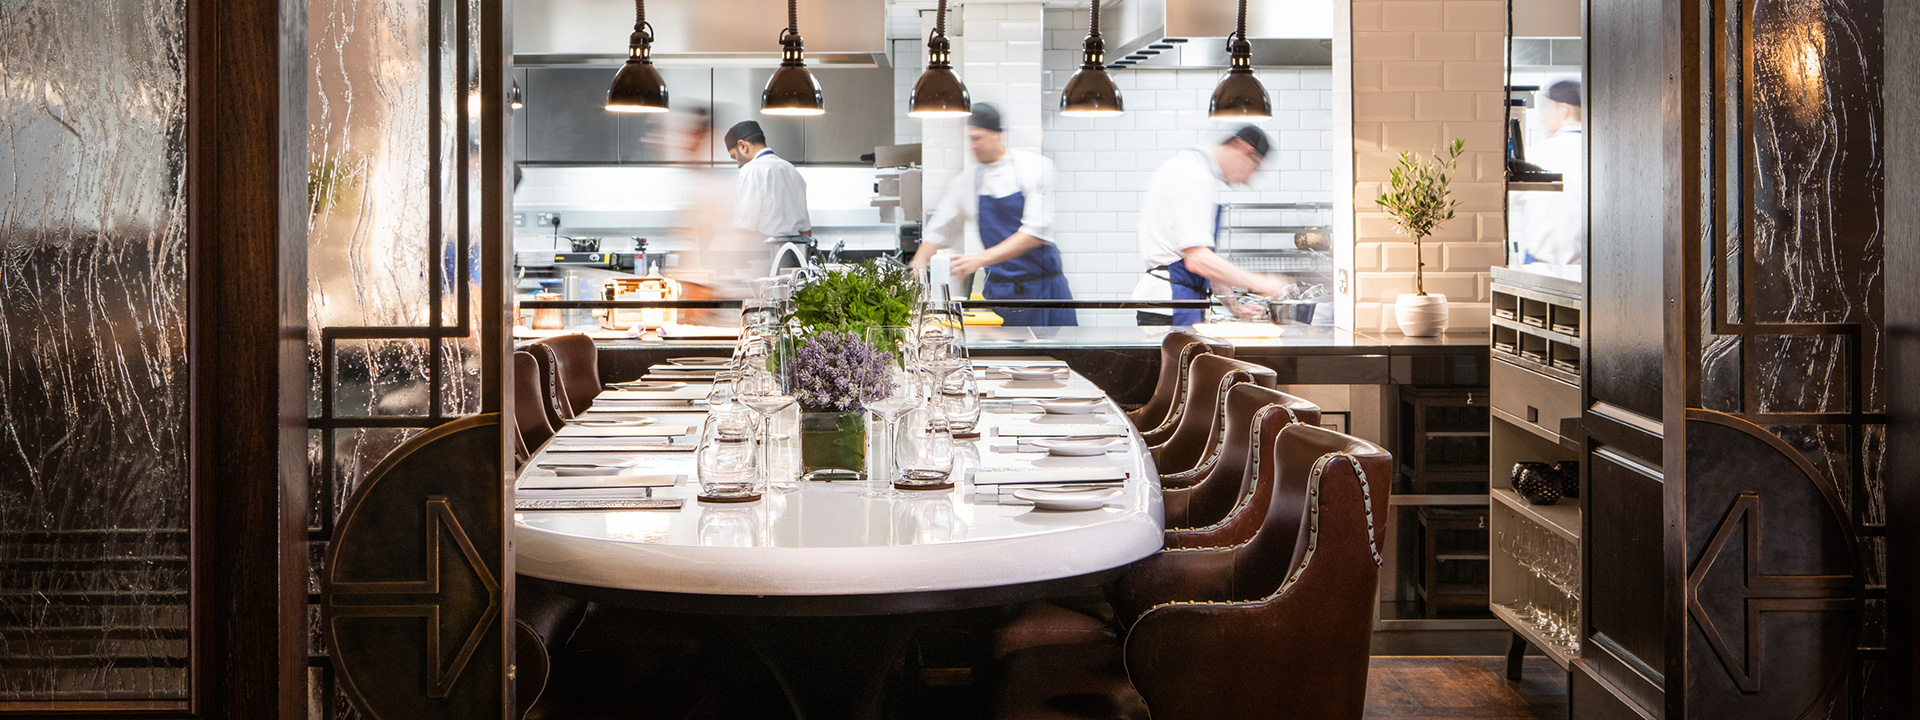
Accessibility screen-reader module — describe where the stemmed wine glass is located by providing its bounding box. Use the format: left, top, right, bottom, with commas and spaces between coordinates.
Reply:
862, 325, 922, 498
737, 334, 798, 494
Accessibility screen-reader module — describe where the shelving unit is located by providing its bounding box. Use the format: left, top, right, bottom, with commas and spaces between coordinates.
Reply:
1487, 270, 1584, 671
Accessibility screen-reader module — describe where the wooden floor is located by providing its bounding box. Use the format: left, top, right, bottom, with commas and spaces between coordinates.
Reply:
1365, 656, 1569, 720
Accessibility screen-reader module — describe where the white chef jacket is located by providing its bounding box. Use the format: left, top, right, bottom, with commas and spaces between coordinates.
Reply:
923, 148, 1055, 250
1509, 128, 1585, 267
734, 149, 812, 239
1130, 148, 1227, 312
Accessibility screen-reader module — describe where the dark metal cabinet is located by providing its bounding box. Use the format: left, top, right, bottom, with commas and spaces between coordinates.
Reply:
523, 67, 621, 163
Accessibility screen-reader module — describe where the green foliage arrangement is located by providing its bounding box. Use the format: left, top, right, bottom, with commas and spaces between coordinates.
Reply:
787, 260, 922, 339
1375, 139, 1465, 295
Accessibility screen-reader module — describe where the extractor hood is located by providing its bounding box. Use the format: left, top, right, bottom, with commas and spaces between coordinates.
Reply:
515, 0, 888, 67
1099, 0, 1333, 69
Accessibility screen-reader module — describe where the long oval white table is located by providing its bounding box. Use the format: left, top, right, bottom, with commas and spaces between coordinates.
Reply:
512, 360, 1165, 719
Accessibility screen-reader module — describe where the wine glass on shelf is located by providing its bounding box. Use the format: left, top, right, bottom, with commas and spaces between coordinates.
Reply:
737, 335, 799, 494
862, 326, 924, 498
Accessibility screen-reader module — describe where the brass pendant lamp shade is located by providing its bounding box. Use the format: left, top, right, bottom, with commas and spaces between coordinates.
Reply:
763, 0, 825, 116
606, 0, 669, 113
1208, 0, 1271, 119
1060, 0, 1123, 117
908, 0, 970, 118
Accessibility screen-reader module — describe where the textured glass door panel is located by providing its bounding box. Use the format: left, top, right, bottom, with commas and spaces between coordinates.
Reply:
0, 0, 192, 705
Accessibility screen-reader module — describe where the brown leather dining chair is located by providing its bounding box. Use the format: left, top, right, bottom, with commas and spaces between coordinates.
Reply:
1127, 332, 1233, 439
1121, 425, 1390, 720
991, 424, 1390, 720
1148, 354, 1276, 484
532, 333, 604, 415
513, 350, 557, 455
525, 342, 576, 424
1161, 384, 1319, 530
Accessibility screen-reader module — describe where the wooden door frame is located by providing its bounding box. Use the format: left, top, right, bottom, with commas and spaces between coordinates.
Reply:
1883, 0, 1919, 714
185, 0, 310, 718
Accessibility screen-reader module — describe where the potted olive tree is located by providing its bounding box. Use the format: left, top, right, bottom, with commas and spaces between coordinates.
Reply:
1376, 139, 1465, 337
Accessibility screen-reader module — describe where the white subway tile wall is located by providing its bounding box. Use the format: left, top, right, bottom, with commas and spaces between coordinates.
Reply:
1038, 8, 1337, 326
1350, 0, 1505, 332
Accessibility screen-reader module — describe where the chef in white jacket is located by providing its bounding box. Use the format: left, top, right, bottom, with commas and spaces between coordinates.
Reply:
725, 121, 812, 271
1131, 126, 1292, 326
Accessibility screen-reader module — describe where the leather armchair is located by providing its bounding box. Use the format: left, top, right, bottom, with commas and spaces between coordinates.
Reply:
1161, 385, 1319, 530
1148, 354, 1276, 485
1124, 427, 1389, 720
513, 351, 556, 455
1114, 424, 1389, 623
1128, 332, 1233, 439
532, 333, 603, 415
526, 342, 574, 425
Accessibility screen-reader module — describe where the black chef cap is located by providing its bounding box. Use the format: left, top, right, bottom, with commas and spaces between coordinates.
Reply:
1545, 79, 1582, 107
1226, 125, 1271, 158
724, 120, 766, 147
968, 103, 1003, 133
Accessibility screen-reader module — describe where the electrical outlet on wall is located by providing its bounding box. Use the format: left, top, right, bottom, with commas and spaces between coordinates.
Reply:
536, 212, 562, 228
513, 212, 526, 228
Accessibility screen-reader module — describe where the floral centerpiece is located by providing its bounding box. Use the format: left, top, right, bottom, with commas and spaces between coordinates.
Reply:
778, 261, 922, 474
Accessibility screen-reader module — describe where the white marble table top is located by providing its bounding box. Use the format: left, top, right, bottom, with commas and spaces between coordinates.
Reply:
513, 367, 1165, 600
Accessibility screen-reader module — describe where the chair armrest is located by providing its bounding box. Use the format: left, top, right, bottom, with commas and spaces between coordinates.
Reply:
1109, 545, 1238, 622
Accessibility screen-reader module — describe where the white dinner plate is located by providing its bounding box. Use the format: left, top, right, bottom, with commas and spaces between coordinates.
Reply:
1029, 437, 1120, 457
1012, 487, 1122, 511
1037, 398, 1105, 415
667, 357, 733, 367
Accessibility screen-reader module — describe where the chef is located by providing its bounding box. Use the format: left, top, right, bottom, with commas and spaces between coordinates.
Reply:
1131, 125, 1292, 326
1510, 78, 1584, 269
725, 121, 812, 268
909, 103, 1076, 326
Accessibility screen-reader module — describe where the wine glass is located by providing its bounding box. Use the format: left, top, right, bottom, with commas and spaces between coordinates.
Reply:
737, 340, 798, 494
895, 404, 955, 490
862, 326, 923, 498
697, 406, 759, 501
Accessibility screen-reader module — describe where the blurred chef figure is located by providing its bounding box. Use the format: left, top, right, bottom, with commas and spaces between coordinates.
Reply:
1510, 78, 1584, 269
1132, 126, 1293, 326
910, 103, 1076, 326
672, 108, 759, 324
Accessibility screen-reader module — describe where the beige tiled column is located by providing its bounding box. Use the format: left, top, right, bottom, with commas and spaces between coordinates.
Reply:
1349, 0, 1507, 333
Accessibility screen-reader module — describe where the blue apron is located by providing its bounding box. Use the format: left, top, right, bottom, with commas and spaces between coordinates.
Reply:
977, 160, 1076, 327
1160, 205, 1224, 326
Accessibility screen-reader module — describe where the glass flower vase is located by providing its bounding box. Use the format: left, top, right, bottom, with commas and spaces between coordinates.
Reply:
800, 411, 867, 477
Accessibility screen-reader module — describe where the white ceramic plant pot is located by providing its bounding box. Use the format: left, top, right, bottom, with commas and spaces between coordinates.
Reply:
1395, 293, 1450, 337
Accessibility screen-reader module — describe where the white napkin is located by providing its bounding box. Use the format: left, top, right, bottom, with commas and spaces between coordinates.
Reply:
555, 425, 691, 438
992, 425, 1126, 438
986, 388, 1103, 400
520, 473, 681, 489
599, 388, 709, 401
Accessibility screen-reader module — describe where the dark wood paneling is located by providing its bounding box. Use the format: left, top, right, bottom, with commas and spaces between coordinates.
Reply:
1881, 0, 1920, 711
187, 0, 310, 717
1585, 0, 1668, 423
1587, 449, 1668, 674
1573, 664, 1660, 720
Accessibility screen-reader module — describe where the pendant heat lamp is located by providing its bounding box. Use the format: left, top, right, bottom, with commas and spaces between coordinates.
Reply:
908, 0, 970, 118
606, 0, 669, 113
762, 0, 825, 116
1060, 0, 1123, 118
1208, 0, 1271, 119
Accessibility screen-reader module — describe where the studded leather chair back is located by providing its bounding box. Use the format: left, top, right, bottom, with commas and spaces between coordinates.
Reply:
532, 333, 602, 415
1134, 334, 1234, 446
513, 351, 556, 454
1122, 425, 1389, 720
524, 343, 574, 424
1161, 385, 1319, 530
1148, 354, 1275, 482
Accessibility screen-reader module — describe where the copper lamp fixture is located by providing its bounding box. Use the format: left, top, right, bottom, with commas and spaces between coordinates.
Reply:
606, 0, 669, 113
1208, 0, 1271, 119
763, 0, 825, 116
908, 0, 970, 118
1060, 0, 1123, 117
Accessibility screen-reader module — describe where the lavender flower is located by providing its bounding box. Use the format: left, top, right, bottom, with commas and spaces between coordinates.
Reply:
785, 331, 890, 412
